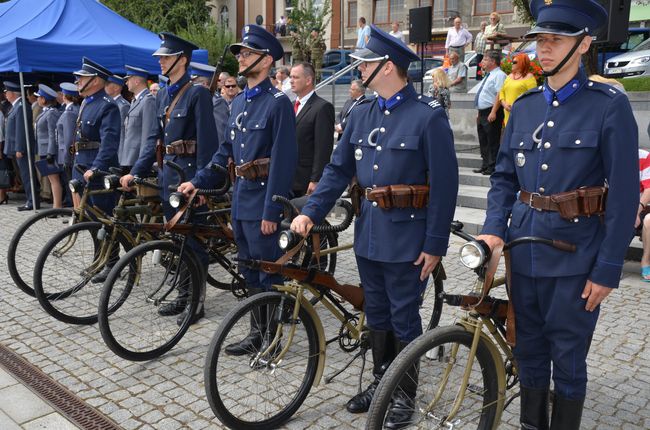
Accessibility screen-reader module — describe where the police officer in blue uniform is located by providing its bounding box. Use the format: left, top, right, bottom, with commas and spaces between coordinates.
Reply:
34, 84, 64, 208
71, 57, 121, 212
291, 26, 458, 425
178, 24, 297, 352
3, 81, 40, 211
189, 61, 229, 145
120, 32, 218, 325
105, 75, 130, 163
56, 82, 81, 207
477, 1, 638, 428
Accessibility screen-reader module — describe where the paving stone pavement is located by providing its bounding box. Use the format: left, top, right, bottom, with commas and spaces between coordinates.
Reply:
0, 201, 649, 429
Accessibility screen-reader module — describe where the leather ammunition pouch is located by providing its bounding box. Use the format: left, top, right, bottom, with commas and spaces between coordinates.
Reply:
520, 186, 607, 220
74, 140, 100, 152
358, 184, 429, 210
235, 157, 270, 181
165, 139, 197, 156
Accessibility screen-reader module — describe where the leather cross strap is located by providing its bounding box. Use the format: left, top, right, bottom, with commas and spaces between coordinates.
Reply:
164, 188, 198, 231
164, 82, 192, 126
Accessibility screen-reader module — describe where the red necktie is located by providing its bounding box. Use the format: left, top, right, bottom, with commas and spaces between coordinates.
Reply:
294, 99, 300, 114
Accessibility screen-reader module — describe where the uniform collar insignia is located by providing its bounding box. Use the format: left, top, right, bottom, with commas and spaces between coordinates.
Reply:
166, 73, 190, 99
543, 68, 587, 106
244, 77, 272, 100
85, 89, 107, 104
377, 84, 414, 111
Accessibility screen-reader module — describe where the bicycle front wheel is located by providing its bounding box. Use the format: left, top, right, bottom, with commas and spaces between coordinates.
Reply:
98, 240, 201, 361
366, 325, 500, 430
204, 292, 320, 430
8, 208, 75, 297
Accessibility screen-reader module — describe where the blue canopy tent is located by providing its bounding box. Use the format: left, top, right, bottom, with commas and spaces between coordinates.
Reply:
0, 0, 209, 209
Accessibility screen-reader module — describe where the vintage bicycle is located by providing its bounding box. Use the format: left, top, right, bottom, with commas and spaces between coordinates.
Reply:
365, 221, 575, 430
202, 195, 446, 430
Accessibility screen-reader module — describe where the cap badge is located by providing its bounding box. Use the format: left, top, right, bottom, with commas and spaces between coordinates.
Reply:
245, 26, 250, 32
544, 0, 552, 4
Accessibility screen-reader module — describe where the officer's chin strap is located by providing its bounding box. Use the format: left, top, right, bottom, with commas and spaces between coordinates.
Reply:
78, 76, 96, 95
163, 54, 184, 79
361, 56, 389, 88
542, 33, 587, 77
238, 52, 269, 77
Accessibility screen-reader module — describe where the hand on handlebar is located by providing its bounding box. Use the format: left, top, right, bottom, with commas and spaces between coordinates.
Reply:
414, 252, 440, 282
177, 181, 196, 196
475, 234, 505, 253
83, 169, 94, 182
120, 174, 135, 190
291, 214, 314, 237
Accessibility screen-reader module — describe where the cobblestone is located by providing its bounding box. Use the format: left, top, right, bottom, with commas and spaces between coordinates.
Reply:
1, 205, 649, 429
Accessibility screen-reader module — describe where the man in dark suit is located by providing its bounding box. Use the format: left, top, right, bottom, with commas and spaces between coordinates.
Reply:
335, 79, 366, 141
290, 61, 334, 197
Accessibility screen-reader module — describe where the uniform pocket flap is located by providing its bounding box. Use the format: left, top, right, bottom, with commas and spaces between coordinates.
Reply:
171, 108, 188, 118
387, 136, 419, 150
509, 132, 535, 150
350, 131, 372, 147
558, 130, 598, 148
248, 118, 267, 130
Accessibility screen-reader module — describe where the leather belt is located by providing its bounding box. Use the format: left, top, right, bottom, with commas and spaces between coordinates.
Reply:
165, 139, 197, 156
519, 190, 559, 212
75, 140, 100, 151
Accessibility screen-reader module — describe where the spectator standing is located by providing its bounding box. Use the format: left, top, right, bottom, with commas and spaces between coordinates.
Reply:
335, 79, 366, 141
149, 83, 160, 96
445, 17, 473, 58
56, 82, 81, 207
275, 66, 296, 101
290, 62, 335, 197
638, 148, 650, 281
430, 68, 451, 118
389, 21, 405, 43
357, 17, 370, 49
474, 21, 488, 79
484, 12, 506, 50
498, 53, 537, 126
473, 50, 506, 175
309, 28, 327, 81
447, 52, 468, 93
0, 92, 9, 204
221, 76, 240, 112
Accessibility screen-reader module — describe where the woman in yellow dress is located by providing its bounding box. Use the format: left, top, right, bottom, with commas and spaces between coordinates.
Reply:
498, 53, 537, 126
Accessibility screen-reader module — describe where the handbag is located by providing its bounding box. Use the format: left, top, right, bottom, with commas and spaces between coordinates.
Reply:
0, 168, 11, 189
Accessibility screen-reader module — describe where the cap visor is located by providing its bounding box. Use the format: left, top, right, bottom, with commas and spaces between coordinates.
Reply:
152, 47, 182, 57
349, 48, 386, 62
229, 43, 268, 56
73, 70, 96, 77
524, 26, 586, 39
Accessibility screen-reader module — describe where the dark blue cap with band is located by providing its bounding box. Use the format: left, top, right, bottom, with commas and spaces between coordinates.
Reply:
107, 75, 124, 86
190, 62, 216, 78
153, 32, 199, 59
230, 24, 284, 61
525, 0, 608, 38
3, 81, 21, 92
125, 65, 149, 79
73, 57, 112, 81
34, 84, 57, 100
350, 25, 420, 70
59, 82, 78, 96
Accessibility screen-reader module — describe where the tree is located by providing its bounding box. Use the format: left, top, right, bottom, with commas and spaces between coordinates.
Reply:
288, 0, 332, 63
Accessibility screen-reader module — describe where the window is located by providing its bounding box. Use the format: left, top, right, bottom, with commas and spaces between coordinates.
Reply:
323, 51, 341, 68
432, 0, 459, 19
348, 1, 357, 27
373, 0, 405, 24
474, 0, 513, 15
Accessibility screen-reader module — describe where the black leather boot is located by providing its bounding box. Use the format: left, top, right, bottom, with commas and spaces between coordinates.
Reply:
520, 386, 550, 430
550, 394, 584, 430
176, 265, 207, 326
346, 330, 395, 414
91, 247, 120, 284
158, 266, 191, 316
384, 340, 418, 429
225, 288, 265, 356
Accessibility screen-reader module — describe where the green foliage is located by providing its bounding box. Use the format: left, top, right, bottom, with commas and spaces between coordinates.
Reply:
100, 0, 211, 34
618, 77, 650, 92
288, 0, 332, 62
512, 0, 534, 26
176, 22, 238, 75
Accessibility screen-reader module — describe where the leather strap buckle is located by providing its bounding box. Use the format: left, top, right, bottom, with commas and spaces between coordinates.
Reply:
528, 192, 542, 211
364, 187, 374, 200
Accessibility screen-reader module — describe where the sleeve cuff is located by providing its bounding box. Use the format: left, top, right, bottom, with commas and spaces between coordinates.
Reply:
589, 259, 624, 289
423, 235, 449, 256
480, 218, 507, 239
263, 202, 284, 223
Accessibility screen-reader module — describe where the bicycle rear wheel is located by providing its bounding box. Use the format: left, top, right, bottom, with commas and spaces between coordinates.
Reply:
98, 240, 201, 361
204, 292, 320, 430
366, 326, 500, 430
7, 208, 74, 297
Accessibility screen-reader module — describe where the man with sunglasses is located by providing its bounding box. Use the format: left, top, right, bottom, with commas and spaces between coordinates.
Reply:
178, 25, 296, 351
291, 25, 458, 426
120, 32, 218, 325
477, 1, 638, 428
221, 76, 240, 110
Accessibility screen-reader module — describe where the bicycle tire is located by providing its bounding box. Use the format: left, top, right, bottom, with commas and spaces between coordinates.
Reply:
7, 208, 75, 297
98, 240, 201, 361
204, 292, 320, 430
423, 269, 445, 331
206, 244, 242, 291
366, 326, 500, 430
33, 222, 133, 325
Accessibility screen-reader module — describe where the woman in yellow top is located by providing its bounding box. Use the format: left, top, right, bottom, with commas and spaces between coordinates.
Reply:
498, 53, 537, 126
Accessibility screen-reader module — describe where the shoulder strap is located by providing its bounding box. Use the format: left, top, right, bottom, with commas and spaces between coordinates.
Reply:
165, 82, 192, 126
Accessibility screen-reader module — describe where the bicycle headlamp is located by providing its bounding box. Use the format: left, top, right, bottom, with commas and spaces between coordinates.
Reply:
68, 179, 83, 194
169, 192, 185, 209
103, 174, 120, 190
278, 230, 301, 251
459, 240, 490, 269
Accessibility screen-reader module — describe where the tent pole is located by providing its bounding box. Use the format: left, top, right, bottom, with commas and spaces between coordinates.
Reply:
18, 72, 38, 211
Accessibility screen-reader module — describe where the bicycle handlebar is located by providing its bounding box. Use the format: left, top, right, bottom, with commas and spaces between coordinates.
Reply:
271, 195, 354, 234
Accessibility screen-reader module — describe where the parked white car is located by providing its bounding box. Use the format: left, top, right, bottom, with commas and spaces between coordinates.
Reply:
604, 37, 650, 79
